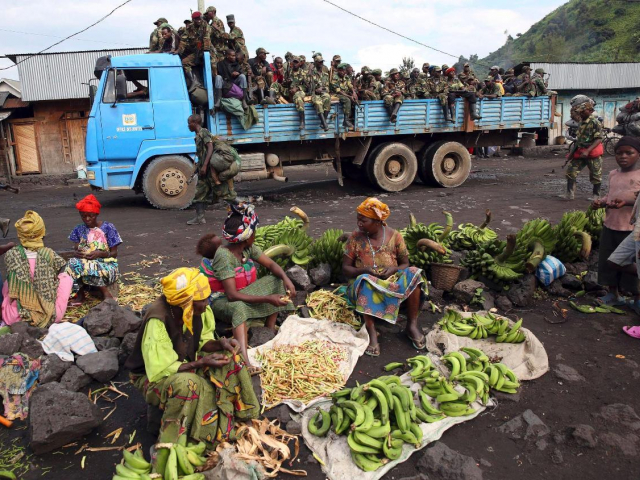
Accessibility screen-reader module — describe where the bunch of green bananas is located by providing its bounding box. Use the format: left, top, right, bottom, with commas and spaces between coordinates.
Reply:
153, 437, 207, 480
552, 211, 592, 263
310, 228, 347, 283
265, 227, 313, 269
460, 239, 504, 273
112, 449, 153, 480
447, 210, 498, 251
438, 310, 525, 343
503, 219, 556, 273
255, 206, 310, 251
585, 206, 605, 247
403, 211, 453, 268
484, 363, 520, 394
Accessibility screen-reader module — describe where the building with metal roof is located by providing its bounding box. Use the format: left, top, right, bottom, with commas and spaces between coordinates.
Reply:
6, 48, 146, 102
516, 62, 640, 144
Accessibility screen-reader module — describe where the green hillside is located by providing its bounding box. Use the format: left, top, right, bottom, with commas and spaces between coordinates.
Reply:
472, 0, 640, 68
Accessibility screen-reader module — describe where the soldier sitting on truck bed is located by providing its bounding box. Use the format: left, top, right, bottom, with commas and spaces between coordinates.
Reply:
176, 12, 211, 91
445, 67, 481, 121
249, 47, 274, 104
215, 48, 250, 110
426, 66, 452, 122
283, 56, 308, 129
330, 64, 356, 130
307, 53, 332, 131
381, 68, 406, 124
478, 76, 503, 99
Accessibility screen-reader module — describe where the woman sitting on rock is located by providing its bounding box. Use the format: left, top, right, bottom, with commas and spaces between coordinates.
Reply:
125, 267, 258, 455
342, 198, 427, 356
204, 203, 296, 374
66, 195, 122, 305
2, 211, 73, 327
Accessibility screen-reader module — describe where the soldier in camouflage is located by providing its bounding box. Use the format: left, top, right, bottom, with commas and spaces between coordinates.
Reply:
382, 68, 405, 123
149, 18, 168, 52
177, 19, 191, 39
420, 63, 430, 80
457, 62, 476, 83
564, 102, 604, 200
406, 68, 427, 99
205, 6, 228, 76
226, 15, 249, 62
330, 63, 356, 130
186, 115, 239, 225
445, 67, 481, 121
307, 53, 331, 131
329, 55, 341, 82
372, 69, 384, 97
357, 67, 379, 101
478, 77, 502, 98
426, 66, 452, 122
176, 12, 211, 90
529, 68, 557, 97
282, 57, 307, 129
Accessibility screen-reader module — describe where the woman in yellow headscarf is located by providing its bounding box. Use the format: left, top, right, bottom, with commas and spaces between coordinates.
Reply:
2, 211, 74, 327
342, 198, 427, 356
125, 267, 258, 460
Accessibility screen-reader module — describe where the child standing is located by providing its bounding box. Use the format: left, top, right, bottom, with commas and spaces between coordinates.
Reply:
594, 136, 640, 308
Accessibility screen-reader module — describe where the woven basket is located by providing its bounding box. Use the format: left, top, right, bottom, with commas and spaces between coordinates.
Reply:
430, 263, 463, 291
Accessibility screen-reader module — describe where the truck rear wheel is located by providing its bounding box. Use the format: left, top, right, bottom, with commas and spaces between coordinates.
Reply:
419, 141, 471, 188
365, 142, 418, 192
142, 155, 196, 210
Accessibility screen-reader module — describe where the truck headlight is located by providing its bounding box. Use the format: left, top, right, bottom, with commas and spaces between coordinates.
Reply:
87, 171, 96, 180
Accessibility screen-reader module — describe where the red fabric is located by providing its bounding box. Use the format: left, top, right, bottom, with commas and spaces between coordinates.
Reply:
191, 11, 201, 18
208, 264, 257, 293
445, 67, 456, 76
270, 64, 284, 83
75, 194, 102, 214
573, 144, 604, 159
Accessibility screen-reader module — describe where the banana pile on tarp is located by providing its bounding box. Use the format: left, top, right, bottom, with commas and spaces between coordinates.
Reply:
438, 309, 525, 343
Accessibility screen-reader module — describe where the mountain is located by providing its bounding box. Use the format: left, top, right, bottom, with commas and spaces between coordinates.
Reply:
468, 0, 640, 69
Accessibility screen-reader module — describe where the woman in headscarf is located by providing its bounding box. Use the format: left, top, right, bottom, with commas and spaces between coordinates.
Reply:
125, 267, 258, 458
65, 194, 122, 305
2, 211, 74, 327
342, 198, 427, 356
205, 203, 296, 374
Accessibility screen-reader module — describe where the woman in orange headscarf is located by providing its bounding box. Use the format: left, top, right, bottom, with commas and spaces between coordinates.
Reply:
65, 194, 122, 305
342, 198, 427, 356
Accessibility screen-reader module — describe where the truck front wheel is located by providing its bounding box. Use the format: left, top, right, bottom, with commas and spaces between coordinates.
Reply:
365, 142, 418, 192
142, 155, 197, 210
419, 141, 471, 188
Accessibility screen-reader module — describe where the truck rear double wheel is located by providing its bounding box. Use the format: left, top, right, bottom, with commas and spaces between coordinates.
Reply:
418, 141, 471, 188
365, 142, 418, 192
142, 155, 197, 210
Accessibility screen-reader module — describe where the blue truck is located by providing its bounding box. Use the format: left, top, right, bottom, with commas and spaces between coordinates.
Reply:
85, 53, 556, 209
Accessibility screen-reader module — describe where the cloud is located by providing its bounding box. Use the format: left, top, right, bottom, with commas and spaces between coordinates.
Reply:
0, 0, 567, 80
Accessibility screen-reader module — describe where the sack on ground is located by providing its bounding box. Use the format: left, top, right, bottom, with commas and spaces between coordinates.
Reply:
535, 255, 566, 287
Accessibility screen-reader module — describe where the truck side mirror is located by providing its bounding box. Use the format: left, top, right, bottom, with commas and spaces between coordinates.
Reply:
89, 85, 97, 107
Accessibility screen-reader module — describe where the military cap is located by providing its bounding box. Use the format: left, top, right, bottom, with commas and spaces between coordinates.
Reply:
226, 14, 235, 21
345, 63, 352, 69
313, 52, 323, 58
372, 69, 382, 75
464, 62, 470, 67
205, 6, 216, 13
184, 19, 192, 24
313, 54, 324, 62
490, 65, 499, 70
388, 68, 399, 75
441, 64, 449, 71
256, 47, 269, 55
422, 62, 430, 68
299, 55, 307, 61
412, 68, 420, 73
433, 66, 442, 72
522, 65, 531, 71
154, 17, 168, 25
361, 66, 371, 74
445, 67, 456, 75
333, 55, 342, 61
535, 68, 546, 75
191, 11, 202, 19
337, 63, 348, 69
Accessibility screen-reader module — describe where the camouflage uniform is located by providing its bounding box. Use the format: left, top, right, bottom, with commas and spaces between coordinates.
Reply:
358, 75, 380, 101
330, 71, 354, 117
406, 71, 427, 99
382, 77, 406, 106
228, 26, 248, 60
193, 128, 239, 205
307, 65, 331, 114
426, 77, 449, 105
480, 82, 502, 97
458, 68, 476, 83
177, 22, 212, 74
206, 10, 227, 65
285, 67, 307, 112
149, 18, 167, 51
566, 114, 603, 185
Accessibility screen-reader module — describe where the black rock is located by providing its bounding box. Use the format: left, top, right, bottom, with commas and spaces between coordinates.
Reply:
20, 336, 45, 359
76, 349, 119, 383
39, 354, 72, 384
427, 286, 444, 303
93, 336, 121, 352
9, 322, 47, 339
598, 432, 639, 456
452, 279, 485, 305
498, 409, 549, 440
29, 382, 101, 454
507, 274, 537, 307
285, 420, 302, 435
596, 404, 640, 431
583, 272, 601, 292
554, 364, 585, 382
561, 274, 582, 290
83, 301, 114, 336
551, 448, 563, 464
0, 333, 24, 356
547, 280, 571, 298
286, 266, 314, 292
248, 327, 276, 348
565, 262, 588, 276
118, 332, 138, 365
570, 424, 597, 448
110, 304, 142, 338
309, 263, 331, 287
481, 291, 495, 310
416, 441, 483, 480
495, 295, 513, 311
60, 365, 92, 392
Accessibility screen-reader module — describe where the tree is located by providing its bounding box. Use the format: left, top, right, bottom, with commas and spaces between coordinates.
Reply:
399, 56, 415, 75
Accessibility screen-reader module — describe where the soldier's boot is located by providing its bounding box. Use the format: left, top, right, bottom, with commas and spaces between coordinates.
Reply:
592, 183, 601, 200
470, 102, 482, 120
389, 103, 401, 123
318, 113, 329, 131
241, 88, 249, 110
449, 104, 456, 123
442, 104, 451, 123
343, 113, 354, 130
561, 179, 576, 200
324, 110, 331, 124
214, 88, 222, 110
257, 88, 265, 104
184, 71, 195, 92
186, 203, 206, 225
298, 111, 306, 130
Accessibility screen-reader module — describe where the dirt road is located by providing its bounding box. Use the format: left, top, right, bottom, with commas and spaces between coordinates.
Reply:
2, 154, 640, 480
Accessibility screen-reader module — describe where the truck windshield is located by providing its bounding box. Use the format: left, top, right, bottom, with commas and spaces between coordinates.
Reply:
102, 69, 116, 104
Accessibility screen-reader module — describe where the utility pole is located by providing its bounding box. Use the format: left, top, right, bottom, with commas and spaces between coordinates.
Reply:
197, 0, 204, 13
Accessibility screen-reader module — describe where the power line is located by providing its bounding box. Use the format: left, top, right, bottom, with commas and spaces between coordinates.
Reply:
0, 28, 138, 47
0, 0, 134, 70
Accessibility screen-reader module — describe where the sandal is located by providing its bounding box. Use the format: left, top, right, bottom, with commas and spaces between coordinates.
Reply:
623, 326, 640, 339
596, 292, 626, 307
628, 299, 640, 316
365, 344, 381, 357
408, 334, 427, 351
248, 366, 262, 376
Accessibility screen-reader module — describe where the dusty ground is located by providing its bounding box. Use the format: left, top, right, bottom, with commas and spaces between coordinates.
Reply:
2, 152, 640, 480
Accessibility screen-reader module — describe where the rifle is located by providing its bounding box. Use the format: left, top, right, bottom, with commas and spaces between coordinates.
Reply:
0, 184, 19, 194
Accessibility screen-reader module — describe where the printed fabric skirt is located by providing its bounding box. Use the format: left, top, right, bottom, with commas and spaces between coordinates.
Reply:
65, 257, 119, 287
210, 275, 295, 328
131, 353, 258, 449
347, 267, 426, 324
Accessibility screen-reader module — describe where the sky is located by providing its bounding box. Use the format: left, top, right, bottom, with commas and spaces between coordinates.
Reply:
0, 0, 568, 82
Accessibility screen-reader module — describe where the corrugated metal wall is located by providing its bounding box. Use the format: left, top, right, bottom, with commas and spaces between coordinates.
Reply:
13, 48, 146, 102
530, 63, 640, 91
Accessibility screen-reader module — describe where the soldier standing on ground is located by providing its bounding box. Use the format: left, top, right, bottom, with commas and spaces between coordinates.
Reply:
148, 18, 168, 52
564, 103, 604, 200
307, 53, 331, 131
176, 12, 211, 90
382, 68, 406, 123
187, 115, 239, 225
330, 63, 356, 130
